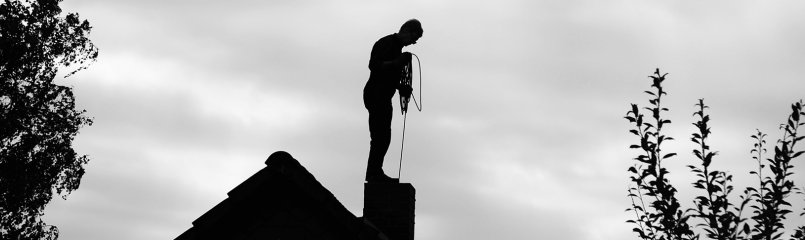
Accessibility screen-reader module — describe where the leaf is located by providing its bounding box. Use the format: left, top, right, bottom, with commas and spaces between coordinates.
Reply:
705, 152, 716, 162
632, 228, 647, 239
695, 196, 710, 206
641, 137, 648, 150
773, 232, 784, 239
663, 153, 677, 159
694, 149, 703, 159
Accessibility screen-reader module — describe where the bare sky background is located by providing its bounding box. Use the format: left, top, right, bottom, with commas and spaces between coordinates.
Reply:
41, 1, 805, 239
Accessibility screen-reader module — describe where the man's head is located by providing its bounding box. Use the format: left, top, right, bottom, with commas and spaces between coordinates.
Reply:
398, 19, 423, 46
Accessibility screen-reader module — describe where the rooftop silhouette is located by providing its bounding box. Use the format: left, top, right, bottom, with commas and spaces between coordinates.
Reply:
175, 151, 416, 240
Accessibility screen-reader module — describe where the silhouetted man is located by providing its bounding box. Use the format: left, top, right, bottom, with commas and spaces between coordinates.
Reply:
364, 19, 423, 183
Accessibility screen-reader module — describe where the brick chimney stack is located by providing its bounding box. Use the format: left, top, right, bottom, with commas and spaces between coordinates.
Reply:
363, 182, 415, 240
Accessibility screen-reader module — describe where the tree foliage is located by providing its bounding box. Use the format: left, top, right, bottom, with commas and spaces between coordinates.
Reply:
625, 69, 696, 240
687, 99, 748, 240
748, 101, 804, 240
1, 0, 98, 239
625, 69, 805, 240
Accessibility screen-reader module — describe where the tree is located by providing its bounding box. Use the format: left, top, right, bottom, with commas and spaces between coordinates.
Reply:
625, 69, 805, 240
1, 0, 98, 239
625, 69, 696, 240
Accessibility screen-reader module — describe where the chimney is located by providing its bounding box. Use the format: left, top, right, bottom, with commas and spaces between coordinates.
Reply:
363, 182, 415, 240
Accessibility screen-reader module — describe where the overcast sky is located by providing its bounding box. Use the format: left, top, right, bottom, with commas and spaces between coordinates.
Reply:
41, 1, 805, 239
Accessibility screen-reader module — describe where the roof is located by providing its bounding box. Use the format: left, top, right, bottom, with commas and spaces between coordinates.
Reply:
175, 151, 388, 240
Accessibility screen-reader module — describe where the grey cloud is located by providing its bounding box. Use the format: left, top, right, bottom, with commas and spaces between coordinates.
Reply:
45, 0, 805, 239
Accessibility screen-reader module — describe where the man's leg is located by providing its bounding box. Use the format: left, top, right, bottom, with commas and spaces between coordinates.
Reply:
365, 100, 394, 182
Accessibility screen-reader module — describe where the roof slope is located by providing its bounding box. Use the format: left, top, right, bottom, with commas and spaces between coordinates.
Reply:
175, 151, 385, 240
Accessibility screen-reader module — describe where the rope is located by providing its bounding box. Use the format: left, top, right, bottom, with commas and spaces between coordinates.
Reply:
410, 54, 422, 112
398, 53, 422, 179
398, 113, 408, 179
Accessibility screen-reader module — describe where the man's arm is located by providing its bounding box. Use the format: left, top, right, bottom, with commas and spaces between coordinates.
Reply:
369, 54, 408, 72
368, 41, 410, 72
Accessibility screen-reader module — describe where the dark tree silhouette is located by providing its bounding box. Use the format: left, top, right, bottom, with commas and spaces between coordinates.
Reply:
748, 101, 804, 240
625, 69, 695, 240
688, 99, 747, 240
626, 69, 805, 240
1, 0, 98, 239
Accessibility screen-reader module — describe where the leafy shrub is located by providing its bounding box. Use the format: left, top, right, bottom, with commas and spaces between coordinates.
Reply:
625, 69, 805, 240
625, 69, 695, 240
